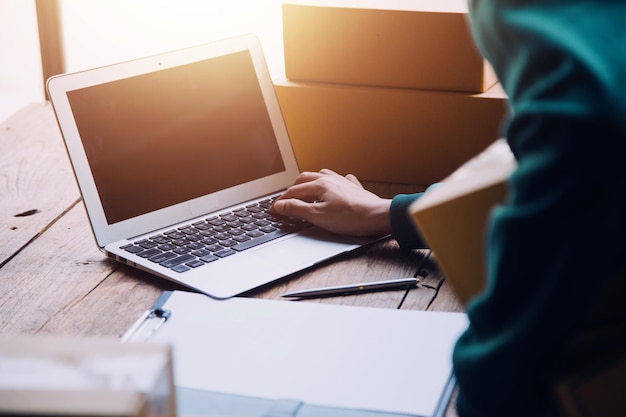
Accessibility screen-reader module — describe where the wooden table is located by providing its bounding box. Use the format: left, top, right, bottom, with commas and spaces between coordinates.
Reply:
0, 102, 464, 416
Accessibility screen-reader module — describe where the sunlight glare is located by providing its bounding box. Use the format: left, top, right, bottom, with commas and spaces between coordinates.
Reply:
61, 0, 284, 75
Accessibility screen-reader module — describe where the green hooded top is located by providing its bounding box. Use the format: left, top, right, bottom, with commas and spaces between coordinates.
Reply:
389, 1, 626, 415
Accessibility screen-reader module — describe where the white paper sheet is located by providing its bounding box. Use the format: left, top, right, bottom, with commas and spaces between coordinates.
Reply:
144, 291, 468, 416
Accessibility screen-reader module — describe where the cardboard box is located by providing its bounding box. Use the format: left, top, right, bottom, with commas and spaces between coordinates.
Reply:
283, 0, 497, 93
274, 76, 508, 185
409, 139, 516, 304
0, 335, 176, 417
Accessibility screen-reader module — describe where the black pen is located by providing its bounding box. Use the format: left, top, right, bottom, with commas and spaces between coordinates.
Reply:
282, 277, 419, 299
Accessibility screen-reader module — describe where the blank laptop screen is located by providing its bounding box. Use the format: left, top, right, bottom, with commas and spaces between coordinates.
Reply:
66, 50, 285, 225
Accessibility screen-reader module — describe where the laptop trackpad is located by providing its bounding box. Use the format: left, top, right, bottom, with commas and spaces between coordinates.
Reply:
193, 230, 367, 298
250, 231, 357, 269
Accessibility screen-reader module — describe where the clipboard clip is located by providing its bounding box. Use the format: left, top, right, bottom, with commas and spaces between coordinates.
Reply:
122, 292, 173, 343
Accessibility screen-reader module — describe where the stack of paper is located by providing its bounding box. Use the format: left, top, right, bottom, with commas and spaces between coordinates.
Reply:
125, 290, 468, 417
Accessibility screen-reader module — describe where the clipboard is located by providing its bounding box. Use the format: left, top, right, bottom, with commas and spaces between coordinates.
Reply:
123, 290, 468, 417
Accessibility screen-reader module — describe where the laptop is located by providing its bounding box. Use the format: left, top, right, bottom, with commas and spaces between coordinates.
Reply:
47, 34, 377, 299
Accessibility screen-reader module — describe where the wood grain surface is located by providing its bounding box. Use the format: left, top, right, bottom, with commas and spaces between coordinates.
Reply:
1, 103, 464, 417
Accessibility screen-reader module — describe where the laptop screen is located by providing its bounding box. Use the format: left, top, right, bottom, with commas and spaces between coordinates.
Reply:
66, 50, 285, 225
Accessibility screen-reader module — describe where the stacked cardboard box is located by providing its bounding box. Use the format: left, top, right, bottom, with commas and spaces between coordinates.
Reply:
276, 0, 508, 185
0, 335, 176, 417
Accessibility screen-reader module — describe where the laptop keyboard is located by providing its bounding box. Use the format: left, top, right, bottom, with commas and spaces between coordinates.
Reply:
120, 197, 310, 273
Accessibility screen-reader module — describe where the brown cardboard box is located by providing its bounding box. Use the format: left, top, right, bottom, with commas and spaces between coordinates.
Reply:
274, 76, 508, 185
283, 0, 497, 93
0, 335, 176, 417
408, 140, 516, 304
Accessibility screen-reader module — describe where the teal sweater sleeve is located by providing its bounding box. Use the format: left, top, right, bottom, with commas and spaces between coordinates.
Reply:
390, 183, 442, 249
390, 193, 427, 249
453, 1, 626, 416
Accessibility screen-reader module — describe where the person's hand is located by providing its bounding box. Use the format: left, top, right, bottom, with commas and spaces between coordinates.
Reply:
270, 169, 391, 237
